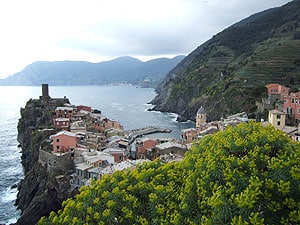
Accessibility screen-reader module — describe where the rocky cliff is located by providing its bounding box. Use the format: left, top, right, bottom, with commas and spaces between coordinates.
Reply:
15, 97, 78, 225
151, 0, 300, 121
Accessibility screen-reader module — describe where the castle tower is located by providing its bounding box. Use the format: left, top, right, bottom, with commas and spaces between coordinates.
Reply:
42, 84, 49, 97
196, 106, 207, 128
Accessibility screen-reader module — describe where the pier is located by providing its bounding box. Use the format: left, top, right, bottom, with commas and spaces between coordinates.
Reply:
125, 126, 172, 143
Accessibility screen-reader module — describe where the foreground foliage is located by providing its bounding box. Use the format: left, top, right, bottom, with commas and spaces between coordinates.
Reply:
39, 122, 300, 225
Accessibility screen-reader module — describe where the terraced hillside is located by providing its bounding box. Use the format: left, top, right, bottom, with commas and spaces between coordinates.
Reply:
151, 0, 300, 121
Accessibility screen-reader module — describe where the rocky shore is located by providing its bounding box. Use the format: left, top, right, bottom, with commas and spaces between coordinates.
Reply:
14, 96, 78, 225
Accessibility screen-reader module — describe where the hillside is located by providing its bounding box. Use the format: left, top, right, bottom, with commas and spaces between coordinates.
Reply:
151, 0, 300, 121
0, 56, 184, 87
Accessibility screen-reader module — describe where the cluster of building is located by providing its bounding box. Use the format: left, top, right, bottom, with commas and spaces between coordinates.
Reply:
262, 83, 300, 142
38, 84, 189, 188
181, 83, 300, 145
181, 106, 249, 145
39, 83, 300, 189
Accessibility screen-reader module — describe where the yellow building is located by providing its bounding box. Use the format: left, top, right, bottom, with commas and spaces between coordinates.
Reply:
268, 109, 286, 130
196, 106, 207, 129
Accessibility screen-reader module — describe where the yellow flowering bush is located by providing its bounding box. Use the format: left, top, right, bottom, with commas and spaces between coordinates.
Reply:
39, 122, 300, 224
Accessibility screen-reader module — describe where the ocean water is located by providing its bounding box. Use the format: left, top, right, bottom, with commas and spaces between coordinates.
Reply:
0, 85, 194, 224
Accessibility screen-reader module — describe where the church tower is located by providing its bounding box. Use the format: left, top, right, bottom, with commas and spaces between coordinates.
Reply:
196, 106, 207, 128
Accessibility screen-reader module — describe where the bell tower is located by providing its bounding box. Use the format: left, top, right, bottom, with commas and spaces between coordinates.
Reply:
196, 106, 207, 128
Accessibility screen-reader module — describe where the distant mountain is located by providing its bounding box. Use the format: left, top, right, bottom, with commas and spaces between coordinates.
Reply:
0, 56, 185, 87
151, 0, 300, 121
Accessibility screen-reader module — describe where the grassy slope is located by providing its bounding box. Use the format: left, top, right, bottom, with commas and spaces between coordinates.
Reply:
152, 0, 300, 121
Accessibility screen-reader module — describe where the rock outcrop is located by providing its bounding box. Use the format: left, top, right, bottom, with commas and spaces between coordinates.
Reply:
15, 96, 78, 225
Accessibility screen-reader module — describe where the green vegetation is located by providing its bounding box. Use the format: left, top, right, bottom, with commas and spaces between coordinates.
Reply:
39, 122, 300, 225
152, 0, 300, 121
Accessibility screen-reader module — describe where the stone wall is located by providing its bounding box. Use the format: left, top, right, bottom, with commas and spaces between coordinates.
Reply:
39, 149, 75, 175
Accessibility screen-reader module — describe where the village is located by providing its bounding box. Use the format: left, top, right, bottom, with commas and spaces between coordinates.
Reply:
37, 83, 300, 189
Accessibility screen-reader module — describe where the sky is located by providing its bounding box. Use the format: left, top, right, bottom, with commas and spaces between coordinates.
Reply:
0, 0, 292, 78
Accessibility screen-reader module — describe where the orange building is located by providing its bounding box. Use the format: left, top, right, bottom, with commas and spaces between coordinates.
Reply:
52, 131, 78, 153
265, 83, 289, 100
103, 119, 124, 130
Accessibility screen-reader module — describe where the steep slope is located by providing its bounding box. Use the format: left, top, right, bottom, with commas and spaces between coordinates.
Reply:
0, 56, 184, 87
151, 0, 300, 121
16, 97, 77, 225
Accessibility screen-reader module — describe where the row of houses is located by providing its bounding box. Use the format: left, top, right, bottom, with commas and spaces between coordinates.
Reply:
47, 100, 189, 188
265, 83, 300, 122
181, 107, 249, 144
134, 137, 187, 160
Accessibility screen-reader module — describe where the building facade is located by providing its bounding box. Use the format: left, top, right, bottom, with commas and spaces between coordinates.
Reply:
268, 109, 286, 130
52, 131, 78, 153
196, 106, 207, 129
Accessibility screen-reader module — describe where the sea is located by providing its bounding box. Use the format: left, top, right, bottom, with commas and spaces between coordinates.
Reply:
0, 85, 194, 224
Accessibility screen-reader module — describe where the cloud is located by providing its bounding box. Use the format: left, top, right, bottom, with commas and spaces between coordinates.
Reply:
0, 0, 292, 78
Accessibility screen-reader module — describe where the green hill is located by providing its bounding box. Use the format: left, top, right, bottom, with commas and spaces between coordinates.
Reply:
151, 0, 300, 121
38, 122, 300, 224
0, 56, 184, 87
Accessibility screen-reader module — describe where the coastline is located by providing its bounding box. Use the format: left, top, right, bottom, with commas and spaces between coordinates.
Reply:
12, 85, 194, 224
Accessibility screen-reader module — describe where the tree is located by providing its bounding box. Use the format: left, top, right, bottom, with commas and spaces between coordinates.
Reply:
39, 122, 300, 225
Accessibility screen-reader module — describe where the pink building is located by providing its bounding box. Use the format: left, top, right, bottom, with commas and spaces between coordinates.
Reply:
283, 91, 300, 121
52, 131, 78, 153
135, 138, 157, 159
265, 83, 289, 100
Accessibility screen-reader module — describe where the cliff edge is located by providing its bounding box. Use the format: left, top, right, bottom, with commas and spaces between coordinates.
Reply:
15, 95, 78, 225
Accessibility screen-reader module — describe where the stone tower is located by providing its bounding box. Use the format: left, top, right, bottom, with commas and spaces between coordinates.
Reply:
196, 106, 207, 128
42, 84, 49, 98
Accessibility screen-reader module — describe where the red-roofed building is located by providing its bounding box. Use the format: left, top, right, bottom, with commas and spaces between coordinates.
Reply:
135, 138, 157, 159
77, 105, 92, 112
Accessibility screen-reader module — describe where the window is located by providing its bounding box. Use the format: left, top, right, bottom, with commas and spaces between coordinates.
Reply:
277, 121, 281, 126
56, 139, 60, 142
298, 108, 300, 114
56, 146, 59, 150
292, 98, 295, 103
276, 115, 281, 119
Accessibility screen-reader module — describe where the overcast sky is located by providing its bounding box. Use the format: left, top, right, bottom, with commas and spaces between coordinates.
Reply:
0, 0, 292, 78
